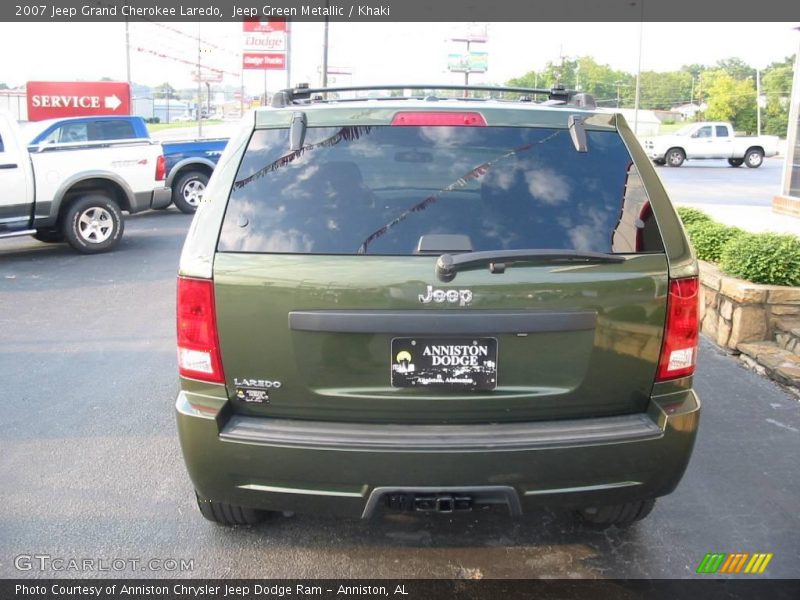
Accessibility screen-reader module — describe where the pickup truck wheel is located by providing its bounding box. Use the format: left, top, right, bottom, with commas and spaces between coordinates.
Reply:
195, 491, 267, 526
173, 171, 209, 214
63, 195, 124, 254
666, 148, 685, 167
745, 148, 764, 168
728, 158, 744, 167
577, 498, 655, 527
33, 229, 65, 244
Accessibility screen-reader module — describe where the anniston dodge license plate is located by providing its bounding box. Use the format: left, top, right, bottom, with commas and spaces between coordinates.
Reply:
391, 337, 498, 390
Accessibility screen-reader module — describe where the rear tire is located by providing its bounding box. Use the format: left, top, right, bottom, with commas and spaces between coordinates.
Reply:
576, 499, 655, 526
172, 171, 209, 214
195, 492, 266, 526
744, 148, 764, 168
666, 148, 685, 167
62, 194, 124, 254
727, 158, 744, 167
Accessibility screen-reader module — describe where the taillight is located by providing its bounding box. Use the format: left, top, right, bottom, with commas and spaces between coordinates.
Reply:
656, 277, 699, 381
177, 277, 224, 384
155, 155, 166, 181
391, 111, 487, 127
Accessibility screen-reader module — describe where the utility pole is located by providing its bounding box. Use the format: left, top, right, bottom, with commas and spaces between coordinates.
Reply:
463, 40, 471, 96
756, 69, 762, 136
322, 5, 329, 87
124, 20, 131, 86
286, 20, 292, 89
633, 4, 644, 135
196, 22, 203, 137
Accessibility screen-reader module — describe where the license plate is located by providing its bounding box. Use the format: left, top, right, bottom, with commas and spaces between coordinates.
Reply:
391, 337, 498, 390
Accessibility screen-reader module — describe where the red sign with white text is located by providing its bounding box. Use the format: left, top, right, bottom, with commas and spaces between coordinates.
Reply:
26, 81, 131, 121
242, 52, 287, 70
242, 18, 287, 33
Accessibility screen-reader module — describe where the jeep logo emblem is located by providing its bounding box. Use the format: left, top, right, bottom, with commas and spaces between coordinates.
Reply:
418, 285, 473, 306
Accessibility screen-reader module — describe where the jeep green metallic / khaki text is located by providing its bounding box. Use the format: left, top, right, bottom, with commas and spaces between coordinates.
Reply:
175, 85, 700, 527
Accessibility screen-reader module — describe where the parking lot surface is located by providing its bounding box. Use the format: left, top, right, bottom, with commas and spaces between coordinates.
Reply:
1, 184, 799, 578
656, 157, 784, 208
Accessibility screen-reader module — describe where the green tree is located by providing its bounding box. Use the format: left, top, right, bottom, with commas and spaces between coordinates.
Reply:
702, 70, 757, 133
761, 55, 794, 136
154, 82, 176, 100
639, 70, 693, 109
507, 56, 634, 107
715, 57, 756, 81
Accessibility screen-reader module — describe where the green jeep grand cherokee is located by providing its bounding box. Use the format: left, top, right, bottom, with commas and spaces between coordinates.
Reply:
175, 85, 700, 527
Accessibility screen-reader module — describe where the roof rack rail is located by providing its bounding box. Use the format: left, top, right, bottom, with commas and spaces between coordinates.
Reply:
271, 83, 594, 109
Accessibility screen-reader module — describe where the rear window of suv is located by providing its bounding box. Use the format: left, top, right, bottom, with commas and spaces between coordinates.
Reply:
218, 124, 662, 255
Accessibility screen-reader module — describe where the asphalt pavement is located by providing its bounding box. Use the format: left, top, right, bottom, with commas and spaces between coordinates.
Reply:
656, 157, 800, 235
0, 199, 799, 579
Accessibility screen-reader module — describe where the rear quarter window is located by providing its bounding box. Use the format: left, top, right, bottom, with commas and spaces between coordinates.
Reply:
219, 124, 663, 255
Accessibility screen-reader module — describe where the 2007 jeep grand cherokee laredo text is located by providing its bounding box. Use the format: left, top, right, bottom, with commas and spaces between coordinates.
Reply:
175, 84, 701, 528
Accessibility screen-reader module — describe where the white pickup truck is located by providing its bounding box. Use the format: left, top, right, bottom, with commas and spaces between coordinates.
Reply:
642, 121, 779, 168
0, 112, 171, 253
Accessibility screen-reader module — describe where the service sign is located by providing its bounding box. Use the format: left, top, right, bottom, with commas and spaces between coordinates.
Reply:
27, 81, 131, 121
242, 52, 286, 70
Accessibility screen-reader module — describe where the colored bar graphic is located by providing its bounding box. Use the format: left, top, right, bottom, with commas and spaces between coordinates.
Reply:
697, 552, 773, 574
697, 553, 726, 574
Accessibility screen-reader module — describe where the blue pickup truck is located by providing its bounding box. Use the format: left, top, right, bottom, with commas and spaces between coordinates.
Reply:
25, 115, 228, 214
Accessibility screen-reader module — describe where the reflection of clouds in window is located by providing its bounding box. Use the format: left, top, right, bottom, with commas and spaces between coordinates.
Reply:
525, 169, 571, 205
282, 165, 319, 200
348, 143, 384, 158
568, 207, 608, 252
419, 126, 479, 146
226, 228, 314, 253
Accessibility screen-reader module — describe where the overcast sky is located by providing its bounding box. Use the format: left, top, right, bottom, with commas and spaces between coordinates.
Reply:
0, 22, 797, 94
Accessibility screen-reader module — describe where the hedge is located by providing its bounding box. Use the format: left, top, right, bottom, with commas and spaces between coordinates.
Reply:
684, 220, 744, 263
678, 208, 800, 286
719, 233, 800, 287
676, 206, 713, 226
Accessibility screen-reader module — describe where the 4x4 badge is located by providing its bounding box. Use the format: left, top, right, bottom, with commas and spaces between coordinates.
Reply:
418, 285, 473, 306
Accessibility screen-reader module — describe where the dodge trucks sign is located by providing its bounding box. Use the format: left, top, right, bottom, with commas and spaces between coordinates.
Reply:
26, 81, 131, 121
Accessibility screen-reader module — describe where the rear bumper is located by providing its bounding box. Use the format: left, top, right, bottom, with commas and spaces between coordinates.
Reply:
176, 390, 700, 517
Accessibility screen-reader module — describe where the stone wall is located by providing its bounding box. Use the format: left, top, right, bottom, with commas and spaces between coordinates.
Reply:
699, 261, 800, 351
773, 195, 800, 218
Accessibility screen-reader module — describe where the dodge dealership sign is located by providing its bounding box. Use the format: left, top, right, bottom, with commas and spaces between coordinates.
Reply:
26, 81, 131, 121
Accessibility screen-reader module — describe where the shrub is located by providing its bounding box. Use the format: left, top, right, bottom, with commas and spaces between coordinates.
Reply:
719, 233, 800, 287
685, 221, 744, 263
676, 206, 712, 226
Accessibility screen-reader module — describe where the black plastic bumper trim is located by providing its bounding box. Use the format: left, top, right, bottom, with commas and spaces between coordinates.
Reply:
219, 413, 662, 452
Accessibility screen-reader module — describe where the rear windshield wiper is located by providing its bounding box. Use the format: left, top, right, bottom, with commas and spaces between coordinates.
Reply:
435, 249, 625, 282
